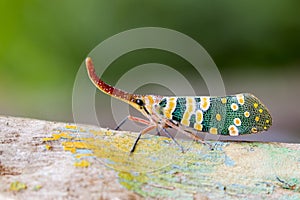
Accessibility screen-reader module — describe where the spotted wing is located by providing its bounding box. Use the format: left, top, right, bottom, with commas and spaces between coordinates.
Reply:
156, 93, 272, 136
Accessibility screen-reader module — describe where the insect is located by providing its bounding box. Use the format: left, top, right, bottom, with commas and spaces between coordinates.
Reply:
85, 57, 272, 153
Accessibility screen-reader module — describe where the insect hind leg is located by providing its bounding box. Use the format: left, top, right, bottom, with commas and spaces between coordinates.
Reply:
156, 127, 161, 136
164, 119, 213, 149
161, 128, 185, 153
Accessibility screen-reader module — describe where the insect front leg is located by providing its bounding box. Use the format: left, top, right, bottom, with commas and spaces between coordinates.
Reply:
115, 115, 151, 130
130, 124, 157, 153
151, 105, 185, 152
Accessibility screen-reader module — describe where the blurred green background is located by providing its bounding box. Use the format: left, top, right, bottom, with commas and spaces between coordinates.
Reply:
1, 1, 299, 141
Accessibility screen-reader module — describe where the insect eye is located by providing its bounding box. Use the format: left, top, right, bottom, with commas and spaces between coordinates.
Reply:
135, 99, 144, 106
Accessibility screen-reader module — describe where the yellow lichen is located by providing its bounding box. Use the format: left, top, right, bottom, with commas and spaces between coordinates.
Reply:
74, 160, 90, 168
118, 172, 134, 181
42, 137, 56, 141
62, 141, 86, 149
65, 125, 77, 129
75, 154, 93, 159
58, 132, 73, 139
43, 125, 192, 172
10, 181, 27, 191
45, 144, 52, 150
63, 146, 76, 153
33, 185, 42, 191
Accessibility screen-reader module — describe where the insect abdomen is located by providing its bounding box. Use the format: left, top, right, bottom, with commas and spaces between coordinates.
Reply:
158, 93, 272, 136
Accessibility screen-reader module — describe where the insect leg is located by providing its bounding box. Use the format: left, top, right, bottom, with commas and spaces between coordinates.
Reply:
163, 119, 214, 149
115, 115, 151, 130
164, 119, 203, 142
156, 128, 161, 136
161, 128, 185, 153
130, 124, 157, 153
115, 116, 128, 130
